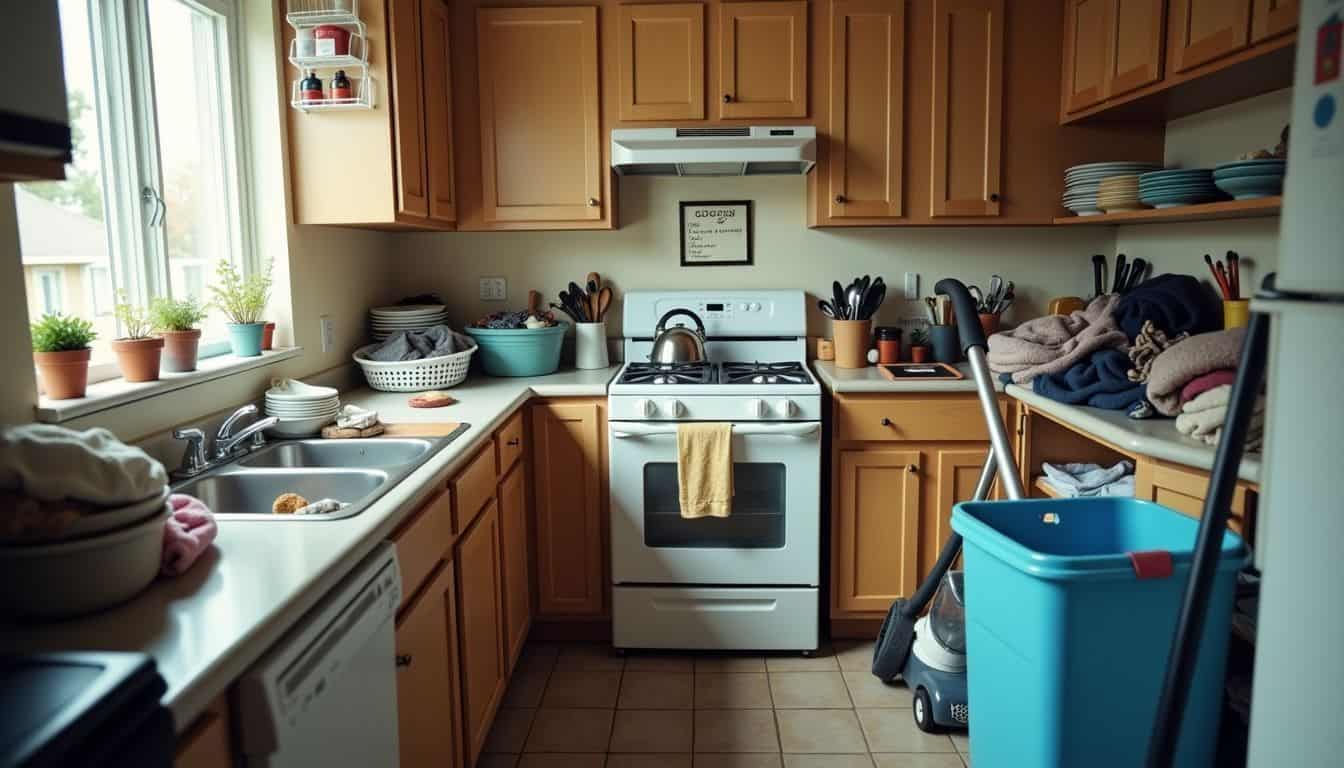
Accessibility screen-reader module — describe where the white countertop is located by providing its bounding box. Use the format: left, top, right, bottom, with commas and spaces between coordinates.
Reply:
0, 366, 618, 731
811, 361, 1003, 393
1007, 384, 1261, 483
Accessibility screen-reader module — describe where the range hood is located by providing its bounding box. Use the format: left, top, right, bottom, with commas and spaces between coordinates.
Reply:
611, 126, 816, 177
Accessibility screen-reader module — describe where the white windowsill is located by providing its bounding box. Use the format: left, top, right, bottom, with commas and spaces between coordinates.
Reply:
37, 347, 304, 424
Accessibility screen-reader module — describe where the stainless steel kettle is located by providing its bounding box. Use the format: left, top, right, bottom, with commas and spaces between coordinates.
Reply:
648, 309, 707, 364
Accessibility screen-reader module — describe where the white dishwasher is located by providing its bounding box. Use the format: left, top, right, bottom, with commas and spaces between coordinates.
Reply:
236, 542, 402, 767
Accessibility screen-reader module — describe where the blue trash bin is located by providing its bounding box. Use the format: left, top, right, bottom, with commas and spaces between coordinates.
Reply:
950, 497, 1247, 768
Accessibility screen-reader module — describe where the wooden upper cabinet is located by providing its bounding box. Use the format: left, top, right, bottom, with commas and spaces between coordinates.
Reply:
1169, 0, 1251, 72
1109, 0, 1167, 97
929, 0, 1004, 217
530, 400, 606, 618
499, 462, 531, 672
826, 0, 905, 220
1062, 0, 1113, 114
420, 0, 456, 223
389, 0, 430, 219
618, 3, 706, 121
395, 562, 461, 768
718, 1, 808, 118
834, 448, 921, 614
476, 6, 603, 223
456, 500, 506, 764
1251, 0, 1297, 43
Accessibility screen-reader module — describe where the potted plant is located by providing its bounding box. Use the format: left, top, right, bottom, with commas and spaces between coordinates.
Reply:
209, 260, 273, 357
111, 292, 165, 382
31, 313, 97, 399
909, 327, 931, 363
262, 320, 277, 351
150, 296, 208, 372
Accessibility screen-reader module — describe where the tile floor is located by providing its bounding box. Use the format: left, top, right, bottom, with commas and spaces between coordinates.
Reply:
481, 641, 971, 768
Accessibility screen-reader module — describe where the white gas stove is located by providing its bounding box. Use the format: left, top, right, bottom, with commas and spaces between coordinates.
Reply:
609, 291, 821, 653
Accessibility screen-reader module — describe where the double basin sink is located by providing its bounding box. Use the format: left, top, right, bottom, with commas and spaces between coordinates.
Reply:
172, 427, 469, 520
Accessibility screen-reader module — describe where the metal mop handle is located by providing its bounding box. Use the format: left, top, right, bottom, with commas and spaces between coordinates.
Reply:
935, 279, 1025, 501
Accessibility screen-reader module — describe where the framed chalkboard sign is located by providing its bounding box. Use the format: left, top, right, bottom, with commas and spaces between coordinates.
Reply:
680, 200, 753, 266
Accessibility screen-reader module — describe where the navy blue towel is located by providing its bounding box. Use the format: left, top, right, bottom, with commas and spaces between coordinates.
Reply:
1115, 273, 1221, 340
1032, 348, 1147, 411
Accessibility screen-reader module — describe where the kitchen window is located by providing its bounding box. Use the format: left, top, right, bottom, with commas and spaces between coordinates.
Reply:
17, 0, 256, 380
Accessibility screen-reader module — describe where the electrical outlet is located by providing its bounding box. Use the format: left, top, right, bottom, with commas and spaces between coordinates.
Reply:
904, 272, 919, 300
320, 314, 335, 353
479, 277, 507, 301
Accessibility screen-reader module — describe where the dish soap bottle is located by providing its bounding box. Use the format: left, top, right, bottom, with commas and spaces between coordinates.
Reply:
299, 70, 323, 103
330, 70, 352, 101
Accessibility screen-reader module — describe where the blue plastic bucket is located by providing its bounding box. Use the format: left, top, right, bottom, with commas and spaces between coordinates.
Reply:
464, 323, 567, 377
950, 497, 1246, 768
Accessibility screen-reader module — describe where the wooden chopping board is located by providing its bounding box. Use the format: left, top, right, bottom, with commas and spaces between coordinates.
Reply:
379, 422, 464, 437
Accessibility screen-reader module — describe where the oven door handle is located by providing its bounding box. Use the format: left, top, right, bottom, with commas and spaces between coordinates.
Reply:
611, 423, 820, 438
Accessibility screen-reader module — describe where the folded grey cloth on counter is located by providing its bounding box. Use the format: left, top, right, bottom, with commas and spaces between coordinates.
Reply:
366, 325, 476, 362
1040, 460, 1135, 498
987, 294, 1128, 385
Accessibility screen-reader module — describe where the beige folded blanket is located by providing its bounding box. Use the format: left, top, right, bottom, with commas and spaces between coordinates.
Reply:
1174, 384, 1264, 450
987, 294, 1128, 384
1147, 328, 1246, 416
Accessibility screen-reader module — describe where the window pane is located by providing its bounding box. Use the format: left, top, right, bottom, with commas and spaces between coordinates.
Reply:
17, 0, 117, 368
147, 0, 237, 343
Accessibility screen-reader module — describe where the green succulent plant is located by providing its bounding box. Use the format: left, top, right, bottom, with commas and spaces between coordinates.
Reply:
909, 327, 930, 346
31, 313, 97, 353
113, 291, 154, 339
149, 295, 208, 332
209, 260, 273, 325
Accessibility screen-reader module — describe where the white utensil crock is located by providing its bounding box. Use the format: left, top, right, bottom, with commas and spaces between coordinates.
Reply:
575, 321, 609, 370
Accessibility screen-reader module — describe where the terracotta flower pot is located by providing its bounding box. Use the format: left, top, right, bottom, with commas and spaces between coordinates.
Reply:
161, 329, 203, 373
978, 312, 1001, 337
262, 321, 276, 351
111, 336, 165, 383
909, 345, 930, 363
34, 348, 92, 400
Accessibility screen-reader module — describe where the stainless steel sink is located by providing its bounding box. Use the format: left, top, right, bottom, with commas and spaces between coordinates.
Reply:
172, 425, 469, 520
239, 438, 436, 469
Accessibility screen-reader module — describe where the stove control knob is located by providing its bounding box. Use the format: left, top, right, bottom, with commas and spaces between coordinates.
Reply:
636, 399, 655, 418
776, 399, 797, 417
663, 399, 685, 417
748, 398, 768, 418
750, 302, 762, 311
739, 302, 750, 312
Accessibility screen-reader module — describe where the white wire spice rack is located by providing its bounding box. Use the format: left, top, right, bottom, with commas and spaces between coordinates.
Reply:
290, 73, 376, 112
286, 0, 373, 112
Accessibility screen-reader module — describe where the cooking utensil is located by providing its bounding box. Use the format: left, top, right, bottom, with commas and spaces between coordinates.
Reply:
833, 281, 849, 320
566, 282, 591, 322
586, 272, 601, 319
846, 281, 863, 320
1227, 250, 1241, 298
648, 308, 708, 364
550, 302, 581, 323
1112, 253, 1128, 294
968, 285, 984, 311
924, 297, 940, 325
560, 288, 588, 322
1092, 254, 1106, 297
858, 278, 886, 320
596, 286, 612, 321
988, 275, 1004, 305
1204, 254, 1231, 299
1124, 258, 1147, 293
528, 290, 542, 317
818, 299, 836, 319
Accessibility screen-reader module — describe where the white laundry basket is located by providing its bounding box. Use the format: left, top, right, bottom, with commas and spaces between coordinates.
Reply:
353, 345, 475, 392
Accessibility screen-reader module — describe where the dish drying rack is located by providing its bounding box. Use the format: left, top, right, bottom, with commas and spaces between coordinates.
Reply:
286, 0, 374, 112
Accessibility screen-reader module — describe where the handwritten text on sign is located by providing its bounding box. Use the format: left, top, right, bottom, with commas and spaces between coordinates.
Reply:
681, 202, 751, 264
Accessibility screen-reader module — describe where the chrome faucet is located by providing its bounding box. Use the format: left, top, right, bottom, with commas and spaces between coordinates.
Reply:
214, 405, 279, 460
172, 427, 209, 478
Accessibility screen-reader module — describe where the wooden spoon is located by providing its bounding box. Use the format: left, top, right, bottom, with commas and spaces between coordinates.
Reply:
596, 286, 612, 321
527, 289, 541, 317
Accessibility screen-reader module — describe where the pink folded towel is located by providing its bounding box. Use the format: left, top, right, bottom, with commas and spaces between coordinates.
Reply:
162, 493, 218, 576
1179, 369, 1237, 405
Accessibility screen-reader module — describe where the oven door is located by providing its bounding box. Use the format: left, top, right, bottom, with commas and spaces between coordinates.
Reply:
609, 421, 821, 586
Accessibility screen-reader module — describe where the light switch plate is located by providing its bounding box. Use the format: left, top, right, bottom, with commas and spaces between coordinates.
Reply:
903, 272, 919, 300
319, 314, 335, 353
479, 277, 507, 301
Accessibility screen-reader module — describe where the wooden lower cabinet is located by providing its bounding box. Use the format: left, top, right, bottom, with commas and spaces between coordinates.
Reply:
395, 561, 462, 768
499, 461, 532, 671
175, 697, 232, 768
457, 500, 506, 764
1134, 458, 1256, 538
529, 399, 607, 619
834, 447, 922, 614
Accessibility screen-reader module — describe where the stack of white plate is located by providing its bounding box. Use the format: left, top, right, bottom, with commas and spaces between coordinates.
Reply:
265, 380, 340, 437
1063, 161, 1162, 216
370, 304, 449, 341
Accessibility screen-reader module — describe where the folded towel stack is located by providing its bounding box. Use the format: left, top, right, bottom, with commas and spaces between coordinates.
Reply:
1146, 327, 1247, 416
1040, 460, 1136, 497
1031, 348, 1146, 411
1175, 385, 1265, 451
988, 294, 1128, 385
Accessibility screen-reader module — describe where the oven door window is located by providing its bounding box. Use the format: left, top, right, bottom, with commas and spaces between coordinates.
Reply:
642, 462, 786, 548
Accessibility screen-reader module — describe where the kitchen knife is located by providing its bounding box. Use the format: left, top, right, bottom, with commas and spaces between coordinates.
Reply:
1112, 253, 1128, 294
1092, 254, 1106, 297
1125, 258, 1147, 293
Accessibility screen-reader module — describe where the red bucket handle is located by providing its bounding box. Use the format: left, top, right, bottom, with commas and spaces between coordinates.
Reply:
1128, 550, 1174, 579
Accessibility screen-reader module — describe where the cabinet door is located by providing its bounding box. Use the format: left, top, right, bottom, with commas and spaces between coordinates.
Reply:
388, 0, 429, 219
921, 448, 988, 578
175, 698, 232, 768
1109, 0, 1167, 97
1133, 459, 1254, 537
929, 0, 1005, 218
530, 400, 606, 617
1169, 0, 1251, 72
718, 1, 808, 118
618, 3, 705, 121
456, 501, 505, 763
827, 0, 905, 220
834, 448, 921, 615
499, 461, 531, 672
1251, 0, 1297, 43
1062, 0, 1113, 114
420, 0, 456, 224
476, 7, 603, 223
396, 562, 461, 768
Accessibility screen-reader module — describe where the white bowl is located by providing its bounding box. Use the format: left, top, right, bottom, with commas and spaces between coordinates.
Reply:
0, 504, 169, 619
267, 414, 337, 437
0, 486, 170, 546
265, 380, 339, 401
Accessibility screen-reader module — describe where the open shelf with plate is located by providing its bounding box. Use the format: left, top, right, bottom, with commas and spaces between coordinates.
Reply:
1054, 197, 1282, 227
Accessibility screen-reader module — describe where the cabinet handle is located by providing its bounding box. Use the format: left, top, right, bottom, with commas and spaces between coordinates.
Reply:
834, 195, 847, 204
907, 464, 918, 474
988, 193, 1000, 203
587, 197, 599, 207
396, 654, 413, 668
879, 417, 891, 427
507, 438, 521, 447
723, 94, 732, 103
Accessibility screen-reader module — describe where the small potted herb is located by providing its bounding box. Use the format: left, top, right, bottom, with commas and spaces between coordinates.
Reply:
31, 314, 97, 399
209, 260, 273, 357
908, 327, 931, 363
150, 296, 208, 372
111, 292, 165, 382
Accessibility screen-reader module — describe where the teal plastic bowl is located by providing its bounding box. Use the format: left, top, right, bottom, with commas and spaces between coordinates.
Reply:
465, 323, 567, 377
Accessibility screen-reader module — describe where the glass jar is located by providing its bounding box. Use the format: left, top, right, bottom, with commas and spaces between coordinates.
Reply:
875, 326, 902, 364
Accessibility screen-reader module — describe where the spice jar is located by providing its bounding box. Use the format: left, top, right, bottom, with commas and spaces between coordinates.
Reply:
314, 24, 352, 56
331, 70, 352, 100
299, 70, 323, 102
875, 326, 902, 364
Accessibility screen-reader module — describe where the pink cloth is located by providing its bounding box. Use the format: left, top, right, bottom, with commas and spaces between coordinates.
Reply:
1179, 369, 1237, 405
162, 493, 217, 576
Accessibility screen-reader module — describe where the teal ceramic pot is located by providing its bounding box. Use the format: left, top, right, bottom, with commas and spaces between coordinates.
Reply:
227, 323, 266, 357
464, 323, 567, 377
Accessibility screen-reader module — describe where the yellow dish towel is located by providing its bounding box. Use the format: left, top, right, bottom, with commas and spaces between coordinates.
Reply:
677, 422, 734, 519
